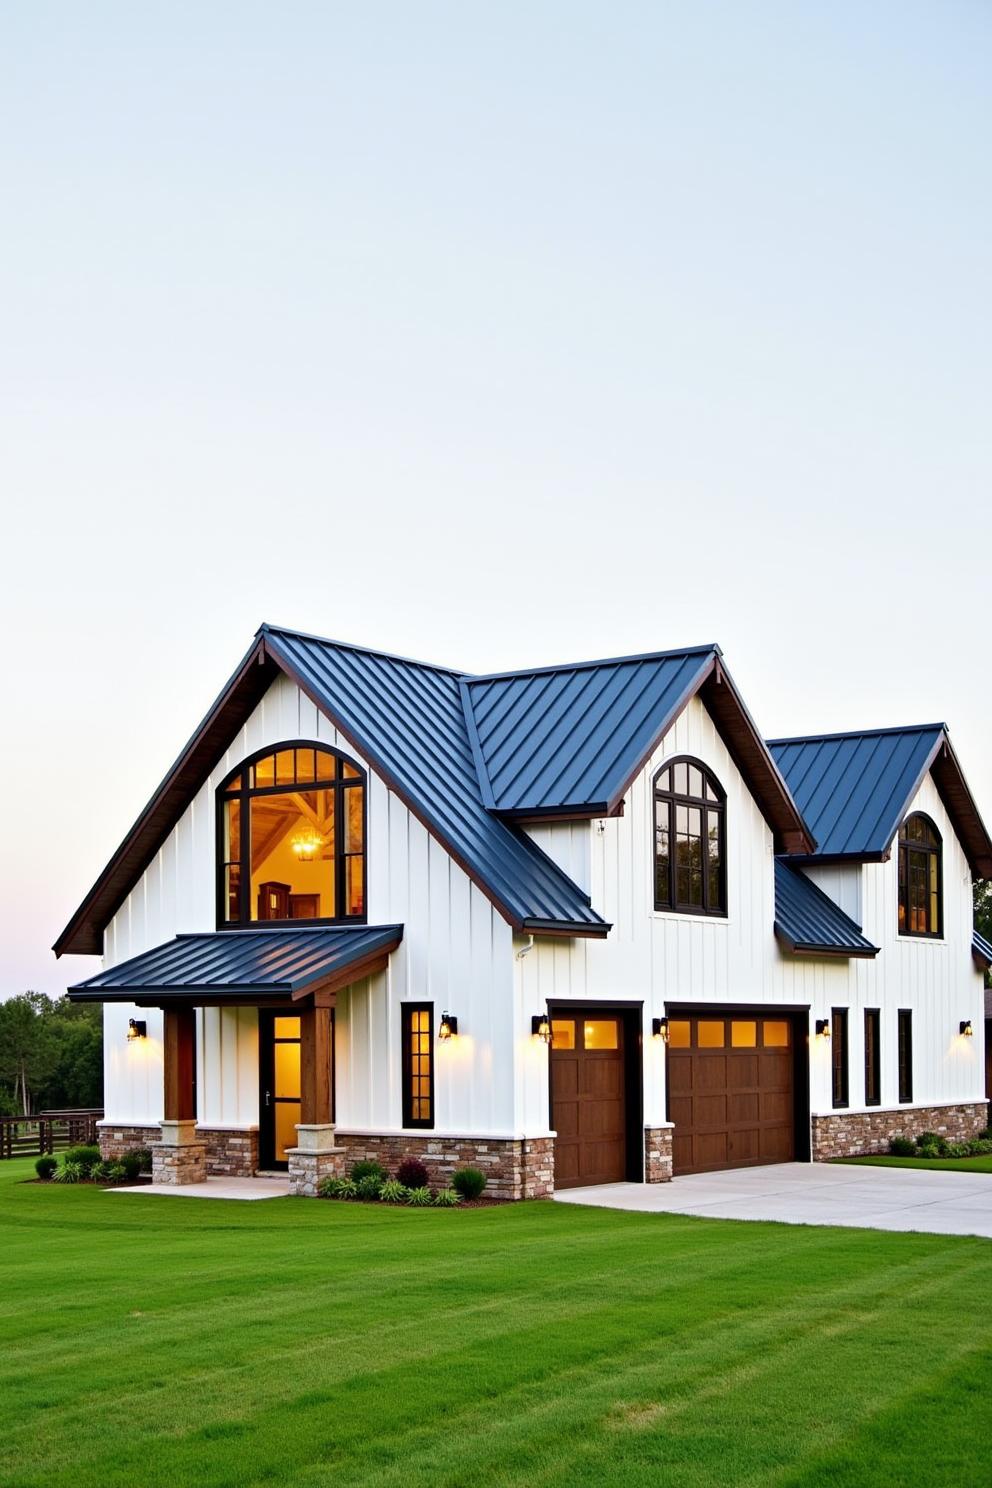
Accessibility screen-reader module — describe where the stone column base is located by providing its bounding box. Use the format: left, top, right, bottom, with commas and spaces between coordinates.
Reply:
644, 1125, 674, 1182
97, 1123, 161, 1162
811, 1102, 988, 1161
286, 1147, 347, 1198
152, 1142, 208, 1185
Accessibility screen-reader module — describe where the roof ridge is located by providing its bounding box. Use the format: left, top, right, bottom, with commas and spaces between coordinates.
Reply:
257, 622, 467, 677
767, 723, 947, 747
466, 643, 721, 684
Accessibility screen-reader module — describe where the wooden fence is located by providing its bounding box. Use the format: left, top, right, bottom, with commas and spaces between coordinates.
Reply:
0, 1110, 104, 1159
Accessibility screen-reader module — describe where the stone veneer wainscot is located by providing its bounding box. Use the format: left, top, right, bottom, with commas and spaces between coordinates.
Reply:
811, 1102, 988, 1160
334, 1133, 556, 1200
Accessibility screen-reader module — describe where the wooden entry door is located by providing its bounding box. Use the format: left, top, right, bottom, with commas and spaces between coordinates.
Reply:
550, 1012, 627, 1188
259, 1012, 302, 1170
667, 1013, 795, 1175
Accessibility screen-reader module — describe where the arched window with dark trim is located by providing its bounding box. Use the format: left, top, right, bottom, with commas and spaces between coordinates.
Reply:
897, 812, 942, 938
217, 742, 366, 927
653, 757, 726, 916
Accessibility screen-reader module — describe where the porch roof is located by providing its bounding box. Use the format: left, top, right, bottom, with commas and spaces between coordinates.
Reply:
66, 925, 403, 1005
773, 860, 879, 959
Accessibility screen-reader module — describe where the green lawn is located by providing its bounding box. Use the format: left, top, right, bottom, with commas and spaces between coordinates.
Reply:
840, 1154, 992, 1174
2, 1158, 991, 1487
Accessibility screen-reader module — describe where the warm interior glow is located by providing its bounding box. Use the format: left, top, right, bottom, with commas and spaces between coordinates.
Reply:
762, 1020, 790, 1048
271, 1015, 301, 1163
697, 1020, 725, 1048
550, 1019, 575, 1050
731, 1020, 757, 1048
584, 1019, 619, 1050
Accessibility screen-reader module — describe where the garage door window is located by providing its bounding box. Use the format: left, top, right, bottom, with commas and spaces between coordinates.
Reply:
731, 1020, 757, 1047
697, 1020, 725, 1048
584, 1020, 619, 1050
551, 1020, 575, 1049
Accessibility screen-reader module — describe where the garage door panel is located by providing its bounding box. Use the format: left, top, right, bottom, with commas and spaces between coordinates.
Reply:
669, 1013, 796, 1176
552, 1010, 628, 1189
554, 1061, 578, 1097
583, 1062, 623, 1099
553, 1101, 579, 1138
580, 1099, 623, 1138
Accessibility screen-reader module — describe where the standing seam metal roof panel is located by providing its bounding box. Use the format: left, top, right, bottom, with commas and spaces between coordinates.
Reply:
262, 627, 608, 932
768, 727, 944, 857
773, 861, 878, 955
462, 648, 718, 813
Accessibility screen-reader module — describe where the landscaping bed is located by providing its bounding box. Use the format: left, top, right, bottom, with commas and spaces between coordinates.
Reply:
31, 1144, 153, 1187
318, 1157, 496, 1206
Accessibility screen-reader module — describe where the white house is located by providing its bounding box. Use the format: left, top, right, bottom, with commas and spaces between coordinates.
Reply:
58, 624, 992, 1198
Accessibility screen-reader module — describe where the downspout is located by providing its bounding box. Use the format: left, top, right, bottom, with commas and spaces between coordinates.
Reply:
515, 934, 536, 1197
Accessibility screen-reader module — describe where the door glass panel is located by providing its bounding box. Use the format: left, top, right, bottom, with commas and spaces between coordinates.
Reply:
551, 1020, 575, 1049
274, 1101, 301, 1163
667, 1019, 690, 1048
697, 1020, 725, 1048
273, 1015, 300, 1040
763, 1019, 789, 1047
274, 1040, 301, 1100
584, 1020, 619, 1050
731, 1020, 757, 1047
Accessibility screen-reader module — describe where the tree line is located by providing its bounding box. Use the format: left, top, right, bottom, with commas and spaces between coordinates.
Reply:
0, 994, 103, 1116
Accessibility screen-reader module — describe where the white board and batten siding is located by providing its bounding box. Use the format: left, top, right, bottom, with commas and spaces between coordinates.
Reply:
102, 673, 517, 1136
517, 695, 986, 1130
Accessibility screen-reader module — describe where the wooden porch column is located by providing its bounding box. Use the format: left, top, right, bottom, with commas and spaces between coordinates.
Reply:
162, 1006, 197, 1122
299, 1002, 332, 1127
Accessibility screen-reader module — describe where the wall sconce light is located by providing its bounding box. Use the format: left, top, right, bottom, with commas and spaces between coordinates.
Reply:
960, 1020, 974, 1038
127, 1019, 147, 1042
815, 1019, 831, 1039
531, 1012, 552, 1043
438, 1012, 458, 1040
652, 1017, 670, 1042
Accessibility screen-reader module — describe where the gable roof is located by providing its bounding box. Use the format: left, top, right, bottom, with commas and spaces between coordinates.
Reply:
67, 926, 403, 1004
461, 648, 814, 851
54, 626, 610, 956
973, 929, 992, 974
773, 860, 878, 958
768, 726, 992, 877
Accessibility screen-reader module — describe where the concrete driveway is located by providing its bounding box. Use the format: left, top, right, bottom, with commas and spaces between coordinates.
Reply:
553, 1162, 992, 1238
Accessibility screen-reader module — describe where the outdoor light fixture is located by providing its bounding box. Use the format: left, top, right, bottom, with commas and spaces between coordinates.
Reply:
531, 1012, 552, 1043
438, 1012, 458, 1040
960, 1020, 974, 1038
815, 1019, 831, 1039
652, 1017, 670, 1042
127, 1019, 147, 1041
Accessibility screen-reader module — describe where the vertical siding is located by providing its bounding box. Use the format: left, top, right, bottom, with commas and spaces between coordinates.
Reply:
102, 672, 515, 1137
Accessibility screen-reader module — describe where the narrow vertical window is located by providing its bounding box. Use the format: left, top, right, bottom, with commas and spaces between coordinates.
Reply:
897, 814, 942, 938
898, 1010, 913, 1103
402, 1003, 434, 1128
831, 1008, 849, 1109
864, 1009, 880, 1107
653, 758, 726, 916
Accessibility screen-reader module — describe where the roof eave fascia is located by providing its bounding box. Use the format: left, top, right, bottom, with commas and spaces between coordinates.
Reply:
520, 917, 613, 939
773, 926, 879, 960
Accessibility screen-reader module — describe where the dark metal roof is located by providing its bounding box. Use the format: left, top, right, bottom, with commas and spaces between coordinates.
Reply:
973, 929, 992, 973
260, 627, 609, 936
773, 861, 878, 958
67, 926, 403, 1003
768, 725, 992, 876
461, 648, 717, 815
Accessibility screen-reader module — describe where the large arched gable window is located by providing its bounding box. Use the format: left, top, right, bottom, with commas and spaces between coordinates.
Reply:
217, 742, 366, 927
653, 757, 727, 916
897, 812, 942, 938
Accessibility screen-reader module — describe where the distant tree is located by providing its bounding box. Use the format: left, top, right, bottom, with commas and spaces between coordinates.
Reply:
0, 994, 103, 1114
0, 994, 55, 1115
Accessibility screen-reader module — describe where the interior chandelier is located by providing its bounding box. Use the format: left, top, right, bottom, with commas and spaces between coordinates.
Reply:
291, 829, 324, 861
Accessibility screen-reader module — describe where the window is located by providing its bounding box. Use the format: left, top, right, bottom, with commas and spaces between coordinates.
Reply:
217, 744, 365, 926
402, 1004, 434, 1128
653, 758, 726, 916
864, 1009, 881, 1107
831, 1008, 849, 1108
897, 813, 942, 938
898, 1010, 913, 1103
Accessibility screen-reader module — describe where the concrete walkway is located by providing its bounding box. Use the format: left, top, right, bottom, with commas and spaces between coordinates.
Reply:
113, 1175, 291, 1201
553, 1162, 992, 1239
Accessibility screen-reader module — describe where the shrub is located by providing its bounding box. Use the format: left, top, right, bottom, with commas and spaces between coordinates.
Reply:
131, 1147, 154, 1174
63, 1144, 102, 1175
318, 1176, 357, 1200
354, 1174, 384, 1201
35, 1155, 57, 1180
915, 1132, 942, 1151
53, 1161, 83, 1184
379, 1180, 408, 1203
396, 1157, 430, 1190
945, 1142, 971, 1159
433, 1188, 462, 1207
916, 1143, 940, 1160
405, 1186, 433, 1207
889, 1137, 916, 1157
119, 1149, 147, 1181
978, 1128, 991, 1141
971, 1138, 992, 1155
350, 1159, 387, 1184
451, 1166, 486, 1200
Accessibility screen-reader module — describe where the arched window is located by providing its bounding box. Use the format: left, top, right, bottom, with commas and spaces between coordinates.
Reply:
217, 743, 366, 927
653, 758, 726, 916
897, 813, 941, 938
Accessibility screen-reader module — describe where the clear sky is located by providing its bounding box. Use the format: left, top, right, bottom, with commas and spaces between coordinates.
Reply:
2, 2, 990, 998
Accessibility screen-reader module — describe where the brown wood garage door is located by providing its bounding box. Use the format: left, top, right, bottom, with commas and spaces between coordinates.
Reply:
667, 1013, 795, 1175
551, 1013, 626, 1188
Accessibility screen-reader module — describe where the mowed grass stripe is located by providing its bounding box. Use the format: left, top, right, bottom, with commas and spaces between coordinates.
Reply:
0, 1160, 989, 1487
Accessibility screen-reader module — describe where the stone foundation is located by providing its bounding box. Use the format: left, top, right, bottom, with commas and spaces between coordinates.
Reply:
811, 1102, 988, 1161
334, 1132, 556, 1200
97, 1123, 161, 1160
287, 1148, 347, 1198
644, 1125, 674, 1182
152, 1142, 208, 1184
197, 1127, 259, 1178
